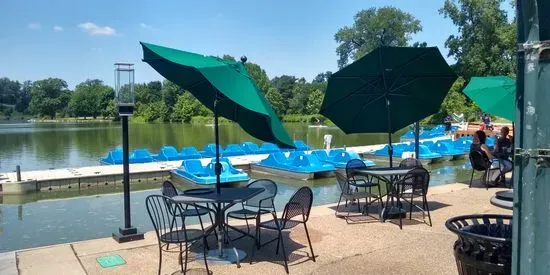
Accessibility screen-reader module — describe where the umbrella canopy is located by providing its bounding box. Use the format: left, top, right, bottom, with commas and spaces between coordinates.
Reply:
320, 46, 457, 134
463, 76, 516, 121
140, 42, 294, 149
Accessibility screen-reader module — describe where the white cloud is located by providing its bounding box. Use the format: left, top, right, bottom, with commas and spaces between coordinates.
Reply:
139, 23, 159, 32
91, 47, 103, 53
28, 23, 41, 30
78, 22, 116, 36
53, 25, 63, 32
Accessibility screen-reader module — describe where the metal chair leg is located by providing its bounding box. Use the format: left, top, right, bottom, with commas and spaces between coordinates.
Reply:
423, 195, 432, 226
469, 169, 474, 187
409, 194, 414, 220
183, 242, 189, 275
202, 237, 210, 274
157, 246, 162, 275
335, 194, 343, 217
277, 230, 289, 274
304, 223, 315, 262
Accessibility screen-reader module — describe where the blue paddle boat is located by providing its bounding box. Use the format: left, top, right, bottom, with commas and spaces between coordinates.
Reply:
129, 149, 155, 163
453, 138, 473, 153
223, 144, 246, 156
293, 140, 311, 151
311, 149, 376, 168
155, 146, 185, 161
100, 148, 123, 164
259, 142, 281, 153
251, 152, 335, 180
172, 159, 249, 186
428, 141, 467, 161
201, 143, 224, 157
181, 146, 202, 159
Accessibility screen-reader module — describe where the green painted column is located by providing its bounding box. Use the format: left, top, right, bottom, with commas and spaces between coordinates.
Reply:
513, 0, 550, 274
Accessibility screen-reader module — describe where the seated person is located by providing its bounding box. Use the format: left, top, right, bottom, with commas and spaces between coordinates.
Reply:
494, 126, 513, 160
471, 130, 513, 186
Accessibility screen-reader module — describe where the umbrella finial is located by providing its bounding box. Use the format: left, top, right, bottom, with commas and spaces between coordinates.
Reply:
240, 56, 247, 63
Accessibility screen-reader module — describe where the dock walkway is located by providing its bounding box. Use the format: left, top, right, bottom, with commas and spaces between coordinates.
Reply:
0, 136, 450, 194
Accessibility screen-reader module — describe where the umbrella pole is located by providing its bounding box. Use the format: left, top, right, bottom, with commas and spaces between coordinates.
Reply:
214, 96, 221, 194
414, 121, 420, 160
387, 99, 393, 167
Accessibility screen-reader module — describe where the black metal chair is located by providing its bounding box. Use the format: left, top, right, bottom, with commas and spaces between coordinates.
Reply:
226, 179, 277, 242
146, 195, 214, 275
345, 159, 378, 188
161, 181, 217, 242
335, 171, 382, 222
468, 151, 500, 189
257, 186, 315, 274
397, 167, 432, 228
399, 158, 423, 168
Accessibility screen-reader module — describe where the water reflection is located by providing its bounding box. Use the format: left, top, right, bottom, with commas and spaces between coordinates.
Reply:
0, 122, 406, 172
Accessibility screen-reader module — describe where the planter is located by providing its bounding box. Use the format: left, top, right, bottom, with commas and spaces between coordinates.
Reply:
445, 214, 512, 275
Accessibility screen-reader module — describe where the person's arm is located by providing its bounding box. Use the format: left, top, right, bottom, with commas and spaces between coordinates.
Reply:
481, 144, 495, 159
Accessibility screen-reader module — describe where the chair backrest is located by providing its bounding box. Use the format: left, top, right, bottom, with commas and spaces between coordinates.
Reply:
146, 195, 210, 244
181, 146, 200, 157
400, 167, 430, 195
469, 150, 490, 171
245, 179, 278, 208
311, 150, 329, 161
399, 158, 423, 168
346, 158, 367, 180
183, 159, 204, 174
161, 181, 178, 197
282, 186, 313, 223
335, 171, 352, 195
132, 149, 151, 159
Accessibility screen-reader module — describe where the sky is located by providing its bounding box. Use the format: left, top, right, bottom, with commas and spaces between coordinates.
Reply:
0, 0, 515, 88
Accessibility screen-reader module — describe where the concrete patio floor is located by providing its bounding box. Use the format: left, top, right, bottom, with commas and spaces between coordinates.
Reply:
14, 181, 512, 275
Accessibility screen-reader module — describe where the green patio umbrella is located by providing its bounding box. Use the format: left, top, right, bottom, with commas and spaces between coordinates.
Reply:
320, 46, 457, 166
140, 42, 294, 193
463, 76, 516, 121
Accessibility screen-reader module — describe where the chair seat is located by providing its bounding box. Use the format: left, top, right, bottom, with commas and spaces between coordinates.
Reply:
350, 179, 379, 188
227, 208, 270, 219
160, 227, 210, 243
342, 192, 378, 200
259, 218, 301, 230
176, 207, 211, 217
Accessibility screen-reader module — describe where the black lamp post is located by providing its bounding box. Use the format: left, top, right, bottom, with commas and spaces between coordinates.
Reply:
112, 63, 144, 243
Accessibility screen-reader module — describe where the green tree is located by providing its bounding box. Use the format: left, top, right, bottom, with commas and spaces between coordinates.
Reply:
15, 80, 32, 113
305, 89, 324, 115
439, 0, 516, 78
102, 100, 118, 119
162, 80, 183, 108
69, 79, 114, 119
140, 101, 169, 122
28, 78, 70, 118
171, 92, 211, 123
245, 62, 271, 93
312, 71, 332, 83
271, 75, 297, 113
0, 77, 21, 105
265, 88, 285, 117
135, 81, 162, 105
335, 6, 422, 68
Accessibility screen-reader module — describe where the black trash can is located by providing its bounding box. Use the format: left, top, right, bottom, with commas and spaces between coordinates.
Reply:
445, 214, 512, 275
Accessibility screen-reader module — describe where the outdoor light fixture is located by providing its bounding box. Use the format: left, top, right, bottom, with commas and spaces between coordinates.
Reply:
112, 63, 143, 243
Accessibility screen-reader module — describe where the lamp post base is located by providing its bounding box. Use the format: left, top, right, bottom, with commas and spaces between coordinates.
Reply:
112, 227, 144, 243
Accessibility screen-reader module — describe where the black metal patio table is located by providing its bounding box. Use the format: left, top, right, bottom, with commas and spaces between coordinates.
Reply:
354, 167, 412, 222
172, 187, 263, 267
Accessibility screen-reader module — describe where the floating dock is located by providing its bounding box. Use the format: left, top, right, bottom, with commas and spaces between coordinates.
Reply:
0, 136, 450, 194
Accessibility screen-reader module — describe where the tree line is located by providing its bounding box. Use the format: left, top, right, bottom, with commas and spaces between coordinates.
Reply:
0, 0, 516, 124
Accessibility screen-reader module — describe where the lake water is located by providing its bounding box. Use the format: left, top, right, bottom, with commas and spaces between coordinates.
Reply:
0, 122, 473, 252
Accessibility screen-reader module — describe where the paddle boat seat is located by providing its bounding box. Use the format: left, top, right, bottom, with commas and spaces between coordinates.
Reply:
130, 149, 154, 163
101, 149, 123, 164
223, 144, 246, 156
157, 146, 183, 161
260, 142, 281, 153
202, 143, 224, 157
181, 146, 202, 159
293, 140, 311, 151
241, 142, 261, 154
